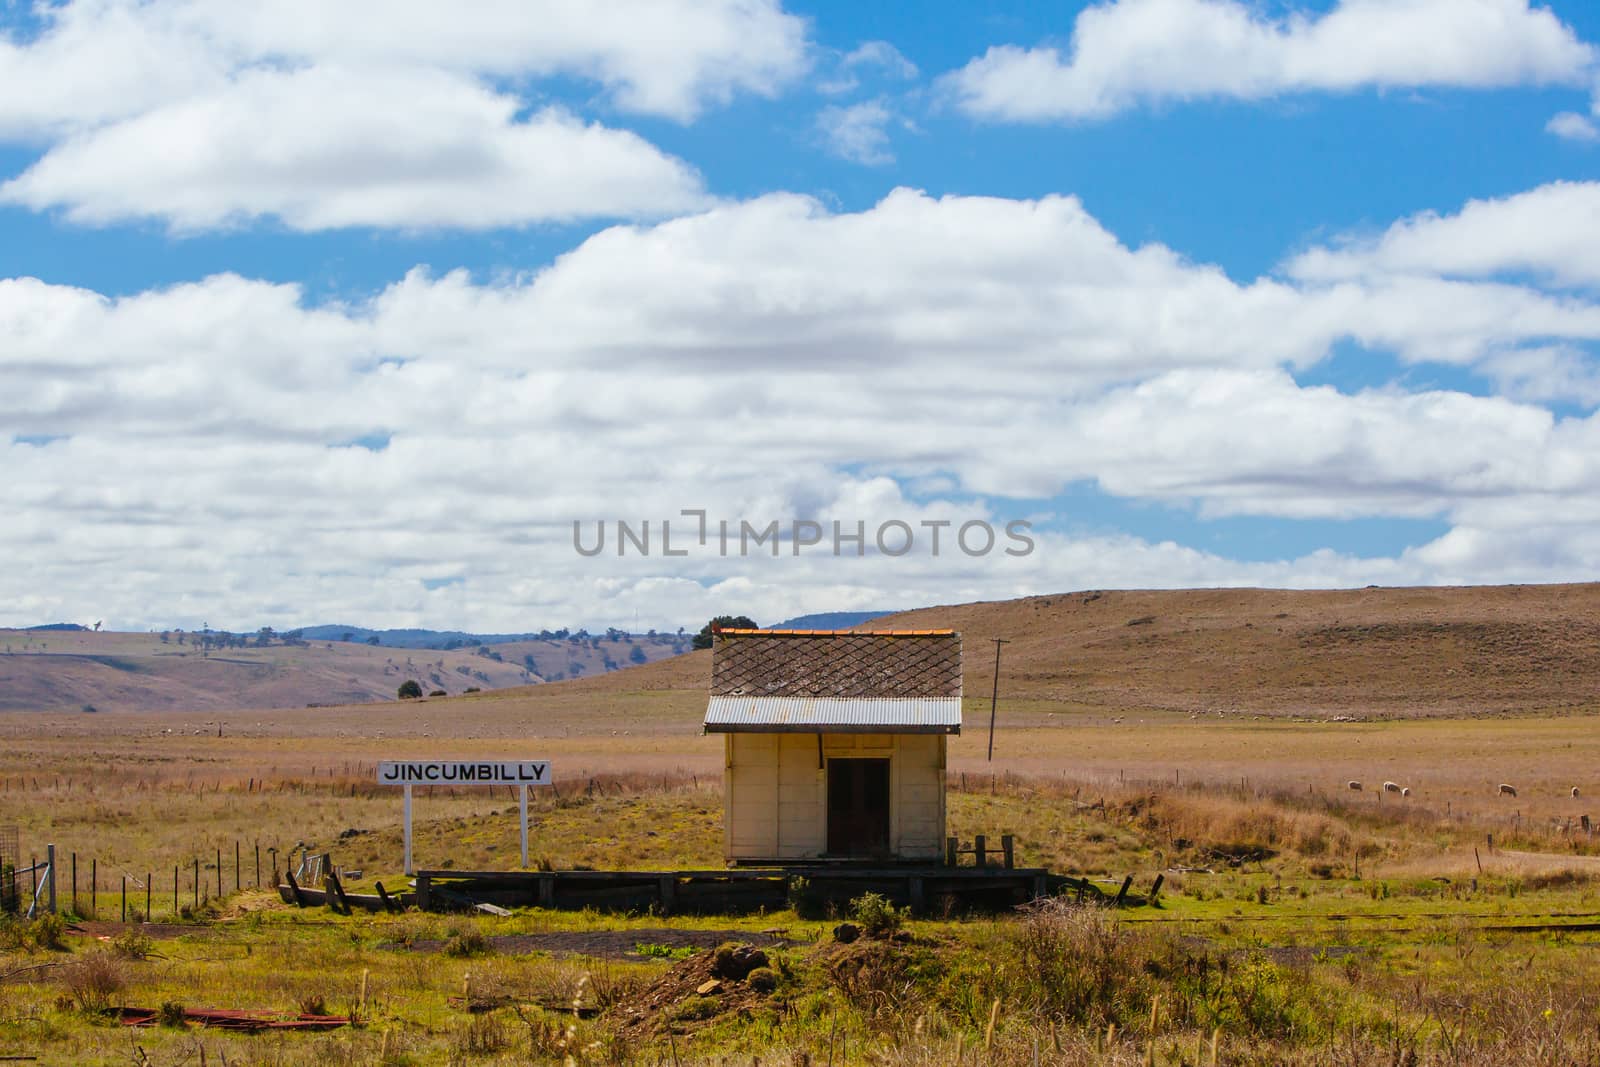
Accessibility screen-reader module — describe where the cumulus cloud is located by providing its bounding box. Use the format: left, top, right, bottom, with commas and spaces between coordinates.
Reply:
7, 187, 1600, 629
816, 100, 897, 165
0, 0, 808, 133
0, 0, 799, 230
1547, 110, 1600, 142
0, 66, 711, 231
1286, 180, 1600, 289
819, 40, 919, 94
943, 0, 1594, 122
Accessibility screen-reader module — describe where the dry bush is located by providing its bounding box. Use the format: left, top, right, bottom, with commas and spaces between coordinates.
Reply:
1007, 899, 1164, 1029
450, 1011, 509, 1057
59, 950, 126, 1013
1126, 789, 1359, 862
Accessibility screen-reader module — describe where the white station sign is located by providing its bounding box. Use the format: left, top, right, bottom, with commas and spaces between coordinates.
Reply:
378, 761, 551, 785
377, 758, 553, 873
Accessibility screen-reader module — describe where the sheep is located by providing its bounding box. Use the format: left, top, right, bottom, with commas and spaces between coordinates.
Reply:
1499, 783, 1518, 797
1574, 787, 1582, 798
1383, 781, 1401, 793
1347, 780, 1362, 791
1401, 787, 1411, 797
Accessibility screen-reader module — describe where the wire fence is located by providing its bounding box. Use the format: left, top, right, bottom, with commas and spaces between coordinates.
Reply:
0, 825, 18, 914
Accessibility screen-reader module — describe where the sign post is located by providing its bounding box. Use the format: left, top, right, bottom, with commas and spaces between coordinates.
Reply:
377, 761, 552, 875
519, 785, 529, 869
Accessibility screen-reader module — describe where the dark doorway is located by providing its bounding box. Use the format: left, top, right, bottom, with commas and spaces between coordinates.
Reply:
827, 758, 891, 857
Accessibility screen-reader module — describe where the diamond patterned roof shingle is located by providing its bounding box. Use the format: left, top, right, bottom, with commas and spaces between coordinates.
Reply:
710, 629, 962, 699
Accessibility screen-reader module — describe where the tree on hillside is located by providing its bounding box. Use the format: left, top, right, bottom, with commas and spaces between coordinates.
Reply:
629, 644, 647, 664
398, 680, 423, 700
693, 615, 758, 651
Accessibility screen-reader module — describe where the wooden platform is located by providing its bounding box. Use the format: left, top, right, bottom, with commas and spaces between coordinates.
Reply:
409, 865, 1068, 915
277, 865, 1118, 916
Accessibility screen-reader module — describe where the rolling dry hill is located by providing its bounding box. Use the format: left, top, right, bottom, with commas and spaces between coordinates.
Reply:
480, 583, 1600, 721
8, 583, 1598, 720
0, 628, 686, 713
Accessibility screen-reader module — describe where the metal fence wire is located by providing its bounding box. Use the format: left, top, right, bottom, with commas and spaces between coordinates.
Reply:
0, 825, 18, 914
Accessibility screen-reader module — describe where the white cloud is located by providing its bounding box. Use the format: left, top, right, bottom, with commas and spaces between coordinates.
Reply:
0, 0, 808, 133
1286, 181, 1600, 289
0, 0, 800, 231
8, 187, 1600, 629
1547, 110, 1600, 142
842, 41, 918, 81
0, 66, 711, 231
816, 100, 897, 165
818, 40, 918, 94
943, 0, 1595, 122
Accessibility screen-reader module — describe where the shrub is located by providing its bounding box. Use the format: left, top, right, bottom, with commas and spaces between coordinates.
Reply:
111, 929, 154, 960
443, 929, 490, 958
0, 914, 70, 952
60, 951, 127, 1014
397, 680, 423, 700
849, 892, 905, 938
634, 942, 693, 961
157, 1001, 187, 1028
788, 875, 827, 919
747, 966, 778, 993
298, 993, 328, 1016
32, 913, 68, 951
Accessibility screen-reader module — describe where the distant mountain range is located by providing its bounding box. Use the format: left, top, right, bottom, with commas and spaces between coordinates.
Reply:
13, 610, 898, 652
770, 611, 896, 629
294, 625, 693, 650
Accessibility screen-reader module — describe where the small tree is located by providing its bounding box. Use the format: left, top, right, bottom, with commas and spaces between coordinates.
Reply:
629, 644, 647, 664
397, 680, 423, 700
693, 615, 758, 650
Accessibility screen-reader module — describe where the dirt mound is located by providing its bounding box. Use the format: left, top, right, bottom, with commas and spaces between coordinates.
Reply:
613, 943, 778, 1037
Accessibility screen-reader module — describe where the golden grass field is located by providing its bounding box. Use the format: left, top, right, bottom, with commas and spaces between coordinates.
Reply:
5, 583, 1600, 1064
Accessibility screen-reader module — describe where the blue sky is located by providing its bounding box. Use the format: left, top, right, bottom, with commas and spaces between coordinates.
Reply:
4, 0, 1600, 632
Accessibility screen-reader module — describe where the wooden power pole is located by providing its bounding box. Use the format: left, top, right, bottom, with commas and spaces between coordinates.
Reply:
987, 637, 1009, 761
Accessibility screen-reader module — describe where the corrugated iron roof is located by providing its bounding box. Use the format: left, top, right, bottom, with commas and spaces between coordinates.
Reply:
704, 696, 962, 734
711, 630, 962, 699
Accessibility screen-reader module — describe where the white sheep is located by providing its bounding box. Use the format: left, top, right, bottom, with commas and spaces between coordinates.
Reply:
1499, 783, 1518, 797
1347, 780, 1362, 791
1383, 781, 1401, 793
1401, 787, 1411, 797
1573, 786, 1581, 798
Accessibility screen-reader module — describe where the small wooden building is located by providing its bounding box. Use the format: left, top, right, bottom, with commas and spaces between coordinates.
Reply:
704, 628, 961, 863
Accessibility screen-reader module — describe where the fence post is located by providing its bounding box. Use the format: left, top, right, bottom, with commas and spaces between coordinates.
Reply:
91, 858, 97, 918
193, 858, 200, 908
72, 852, 77, 915
121, 875, 127, 923
974, 835, 987, 868
255, 844, 260, 889
216, 848, 222, 899
46, 844, 55, 914
172, 867, 178, 919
